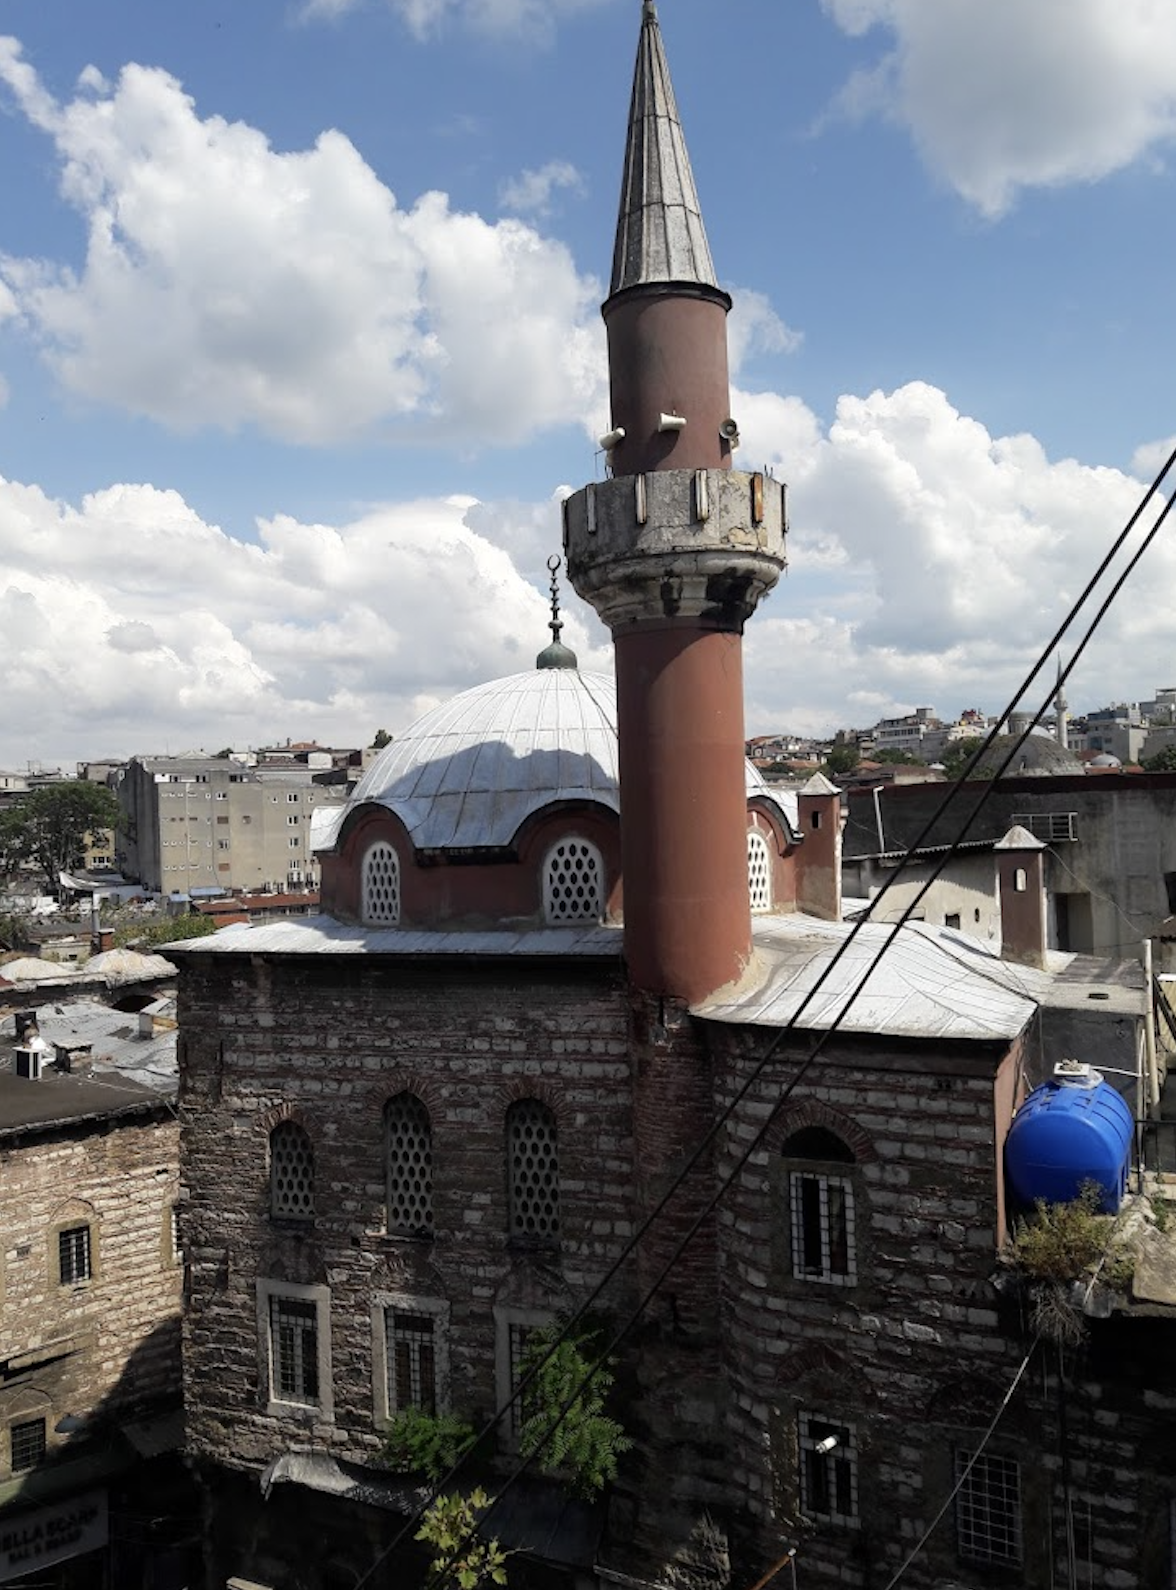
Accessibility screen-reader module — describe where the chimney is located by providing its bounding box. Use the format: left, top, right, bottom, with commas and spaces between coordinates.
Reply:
994, 825, 1048, 968
14, 1010, 38, 1042
796, 773, 843, 922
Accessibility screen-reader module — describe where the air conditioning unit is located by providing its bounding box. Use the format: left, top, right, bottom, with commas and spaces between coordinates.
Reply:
15, 1042, 45, 1080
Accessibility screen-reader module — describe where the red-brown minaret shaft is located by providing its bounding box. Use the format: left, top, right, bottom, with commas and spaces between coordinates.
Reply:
564, 0, 786, 1005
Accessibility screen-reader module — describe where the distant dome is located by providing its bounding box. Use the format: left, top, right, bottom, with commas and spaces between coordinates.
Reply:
975, 732, 1085, 779
316, 668, 796, 853
1089, 753, 1121, 768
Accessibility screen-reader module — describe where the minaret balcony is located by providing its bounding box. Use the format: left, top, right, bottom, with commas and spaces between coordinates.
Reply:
563, 466, 787, 632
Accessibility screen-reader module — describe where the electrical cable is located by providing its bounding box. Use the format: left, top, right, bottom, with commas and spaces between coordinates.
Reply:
357, 450, 1176, 1589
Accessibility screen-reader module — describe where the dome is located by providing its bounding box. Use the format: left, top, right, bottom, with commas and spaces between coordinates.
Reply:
1090, 753, 1121, 768
316, 668, 797, 854
974, 732, 1085, 778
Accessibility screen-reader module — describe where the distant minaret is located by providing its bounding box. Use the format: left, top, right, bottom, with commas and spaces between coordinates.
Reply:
1055, 656, 1069, 750
564, 0, 786, 1005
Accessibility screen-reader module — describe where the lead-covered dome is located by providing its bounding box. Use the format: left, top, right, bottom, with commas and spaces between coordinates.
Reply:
314, 666, 797, 857
317, 670, 620, 853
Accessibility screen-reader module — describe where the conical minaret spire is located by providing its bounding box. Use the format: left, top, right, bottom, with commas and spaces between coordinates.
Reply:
611, 0, 719, 295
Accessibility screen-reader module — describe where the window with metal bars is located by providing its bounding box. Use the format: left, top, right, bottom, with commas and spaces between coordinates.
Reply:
748, 829, 772, 911
10, 1419, 46, 1474
270, 1120, 314, 1219
789, 1172, 856, 1285
270, 1295, 320, 1405
507, 1099, 560, 1243
58, 1224, 92, 1285
782, 1126, 857, 1287
362, 841, 401, 926
798, 1412, 858, 1526
385, 1310, 438, 1414
543, 838, 603, 924
385, 1093, 433, 1237
956, 1450, 1022, 1566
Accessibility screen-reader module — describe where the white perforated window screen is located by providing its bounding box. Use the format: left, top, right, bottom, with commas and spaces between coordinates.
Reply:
363, 841, 401, 925
271, 1121, 315, 1218
507, 1100, 560, 1241
544, 838, 604, 924
386, 1093, 433, 1236
748, 829, 772, 912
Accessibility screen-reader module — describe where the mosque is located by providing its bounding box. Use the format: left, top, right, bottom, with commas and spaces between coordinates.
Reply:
173, 6, 1172, 1589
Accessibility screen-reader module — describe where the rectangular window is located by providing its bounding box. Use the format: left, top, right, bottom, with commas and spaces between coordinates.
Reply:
493, 1306, 552, 1443
287, 793, 299, 803
258, 1281, 332, 1419
287, 815, 300, 826
790, 1173, 856, 1285
10, 1419, 46, 1474
289, 837, 300, 850
386, 1311, 438, 1414
799, 1412, 858, 1526
270, 1296, 319, 1405
956, 1451, 1022, 1566
58, 1224, 92, 1285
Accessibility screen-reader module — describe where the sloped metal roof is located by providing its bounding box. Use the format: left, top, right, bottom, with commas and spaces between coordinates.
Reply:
314, 668, 796, 853
692, 913, 1050, 1042
167, 913, 624, 960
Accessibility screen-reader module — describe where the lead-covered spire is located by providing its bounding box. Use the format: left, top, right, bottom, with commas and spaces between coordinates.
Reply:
610, 0, 719, 296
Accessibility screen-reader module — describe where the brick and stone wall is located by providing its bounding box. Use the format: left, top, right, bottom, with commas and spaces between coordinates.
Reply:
0, 1106, 181, 1476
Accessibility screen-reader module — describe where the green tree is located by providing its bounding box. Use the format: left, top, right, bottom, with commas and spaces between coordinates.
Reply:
1143, 744, 1176, 772
371, 728, 393, 749
518, 1326, 632, 1497
417, 1488, 509, 1590
940, 736, 988, 781
113, 914, 218, 950
874, 748, 920, 766
0, 783, 121, 897
820, 744, 859, 778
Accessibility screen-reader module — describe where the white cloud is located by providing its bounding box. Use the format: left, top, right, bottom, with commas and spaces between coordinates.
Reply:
499, 160, 585, 217
0, 381, 1164, 764
821, 0, 1176, 215
0, 39, 606, 446
0, 474, 610, 766
727, 289, 802, 376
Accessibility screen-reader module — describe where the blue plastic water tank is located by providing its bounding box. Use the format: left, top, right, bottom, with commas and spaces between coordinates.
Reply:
1004, 1063, 1134, 1213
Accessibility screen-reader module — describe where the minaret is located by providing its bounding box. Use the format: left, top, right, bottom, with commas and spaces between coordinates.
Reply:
1054, 656, 1069, 750
564, 0, 786, 1006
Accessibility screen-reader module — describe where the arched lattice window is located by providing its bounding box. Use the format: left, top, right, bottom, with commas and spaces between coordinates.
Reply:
271, 1120, 315, 1219
363, 841, 401, 926
507, 1100, 560, 1242
543, 838, 604, 924
386, 1093, 433, 1237
748, 829, 772, 912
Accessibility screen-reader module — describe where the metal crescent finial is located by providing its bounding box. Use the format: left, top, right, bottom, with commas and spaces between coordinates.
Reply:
547, 554, 564, 645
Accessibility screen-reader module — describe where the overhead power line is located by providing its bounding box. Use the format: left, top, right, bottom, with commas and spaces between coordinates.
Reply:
358, 446, 1176, 1589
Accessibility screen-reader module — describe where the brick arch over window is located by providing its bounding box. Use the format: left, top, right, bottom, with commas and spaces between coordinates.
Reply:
385, 1091, 433, 1238
270, 1119, 315, 1219
765, 1100, 877, 1164
362, 839, 401, 925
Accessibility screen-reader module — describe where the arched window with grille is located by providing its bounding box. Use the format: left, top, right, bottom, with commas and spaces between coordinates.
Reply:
362, 840, 401, 925
270, 1120, 315, 1219
543, 837, 604, 924
782, 1126, 856, 1286
748, 828, 772, 912
385, 1093, 434, 1237
507, 1099, 560, 1243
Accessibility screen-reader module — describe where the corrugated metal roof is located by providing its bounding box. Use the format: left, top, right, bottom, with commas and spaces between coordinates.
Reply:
693, 913, 1049, 1041
168, 913, 624, 960
29, 998, 177, 1092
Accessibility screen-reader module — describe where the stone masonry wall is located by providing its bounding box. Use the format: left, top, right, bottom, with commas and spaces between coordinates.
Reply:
710, 1025, 1176, 1590
177, 952, 639, 1478
0, 1108, 181, 1479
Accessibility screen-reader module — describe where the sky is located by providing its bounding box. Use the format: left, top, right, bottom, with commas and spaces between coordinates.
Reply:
2, 0, 1176, 768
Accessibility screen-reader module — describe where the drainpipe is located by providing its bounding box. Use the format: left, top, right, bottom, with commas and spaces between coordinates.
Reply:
1144, 937, 1160, 1116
